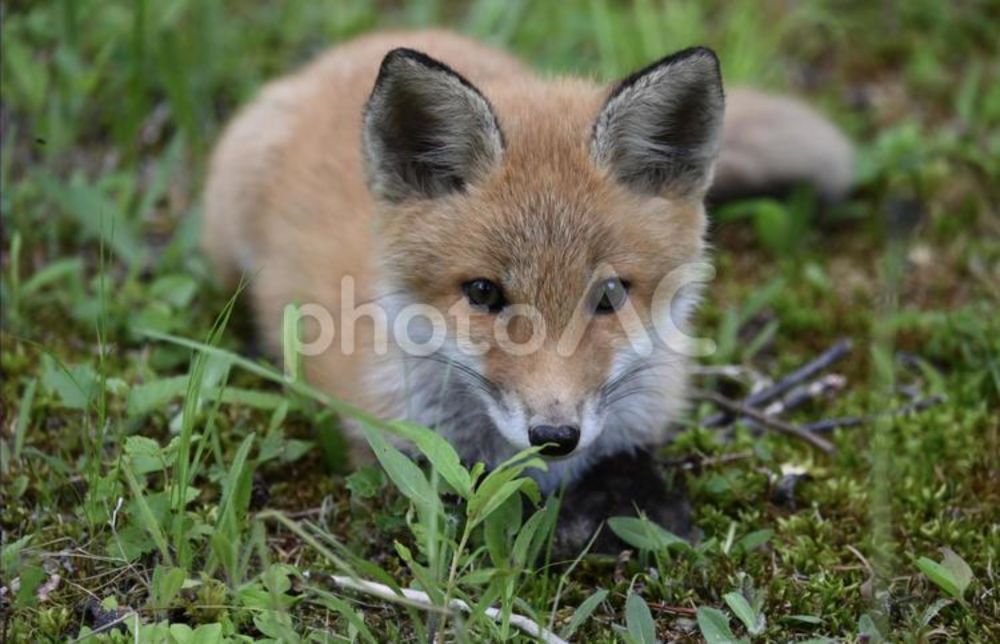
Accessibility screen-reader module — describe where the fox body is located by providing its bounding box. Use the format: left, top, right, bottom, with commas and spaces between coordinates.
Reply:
204, 31, 852, 510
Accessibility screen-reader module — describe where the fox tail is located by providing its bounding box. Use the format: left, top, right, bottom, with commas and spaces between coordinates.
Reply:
712, 88, 855, 203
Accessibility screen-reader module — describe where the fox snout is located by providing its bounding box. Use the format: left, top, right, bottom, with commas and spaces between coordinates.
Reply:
477, 346, 611, 458
487, 386, 598, 459
528, 424, 580, 456
524, 394, 586, 457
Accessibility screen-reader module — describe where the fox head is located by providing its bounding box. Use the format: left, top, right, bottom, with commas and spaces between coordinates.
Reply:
360, 47, 723, 482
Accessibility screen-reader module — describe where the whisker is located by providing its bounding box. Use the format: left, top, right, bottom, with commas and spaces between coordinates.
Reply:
603, 385, 666, 408
601, 356, 674, 399
359, 288, 410, 307
409, 353, 502, 401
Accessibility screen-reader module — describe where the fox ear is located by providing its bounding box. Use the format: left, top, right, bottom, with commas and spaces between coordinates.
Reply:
363, 48, 504, 203
591, 47, 724, 197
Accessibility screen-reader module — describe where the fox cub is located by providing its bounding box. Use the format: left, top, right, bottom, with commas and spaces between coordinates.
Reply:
204, 30, 852, 553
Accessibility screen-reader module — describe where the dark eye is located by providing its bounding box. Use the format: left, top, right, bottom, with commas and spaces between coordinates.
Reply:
592, 278, 630, 314
463, 278, 507, 312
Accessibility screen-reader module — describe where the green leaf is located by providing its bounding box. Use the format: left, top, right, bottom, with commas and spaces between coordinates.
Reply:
473, 477, 537, 530
786, 614, 824, 625
40, 174, 145, 266
525, 498, 561, 566
345, 464, 385, 499
389, 419, 472, 498
130, 301, 177, 335
125, 435, 168, 474
127, 376, 187, 417
150, 274, 198, 308
15, 565, 45, 607
511, 501, 550, 567
916, 557, 962, 599
261, 563, 294, 595
1, 534, 32, 575
108, 522, 156, 561
736, 528, 773, 554
697, 606, 745, 644
311, 588, 377, 643
607, 516, 689, 552
217, 387, 287, 410
940, 548, 974, 596
216, 434, 255, 533
210, 532, 237, 583
150, 565, 187, 611
916, 549, 974, 601
168, 623, 195, 644
127, 376, 287, 416
751, 199, 795, 255
394, 542, 444, 605
253, 610, 298, 642
483, 493, 522, 566
459, 567, 500, 586
122, 464, 173, 566
561, 588, 608, 640
359, 422, 442, 518
2, 35, 48, 112
187, 622, 224, 644
857, 613, 885, 643
918, 598, 953, 629
13, 378, 36, 460
467, 451, 545, 527
625, 592, 656, 644
41, 356, 97, 410
723, 591, 764, 636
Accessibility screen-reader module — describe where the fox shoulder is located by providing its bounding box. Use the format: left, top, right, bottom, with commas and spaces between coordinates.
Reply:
712, 88, 855, 203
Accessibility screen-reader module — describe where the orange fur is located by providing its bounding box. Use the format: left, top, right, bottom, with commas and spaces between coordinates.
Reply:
203, 30, 851, 479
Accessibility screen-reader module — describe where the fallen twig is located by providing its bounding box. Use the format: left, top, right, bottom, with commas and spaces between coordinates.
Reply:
692, 389, 837, 454
691, 364, 773, 390
659, 450, 756, 471
330, 575, 569, 644
803, 394, 945, 434
763, 374, 847, 417
800, 417, 864, 434
703, 338, 853, 428
646, 601, 697, 616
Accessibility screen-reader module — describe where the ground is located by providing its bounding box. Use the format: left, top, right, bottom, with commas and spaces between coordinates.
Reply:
1, 1, 998, 642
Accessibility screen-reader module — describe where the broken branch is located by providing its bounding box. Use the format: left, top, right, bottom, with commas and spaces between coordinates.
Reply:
703, 338, 853, 428
692, 389, 837, 454
329, 575, 569, 644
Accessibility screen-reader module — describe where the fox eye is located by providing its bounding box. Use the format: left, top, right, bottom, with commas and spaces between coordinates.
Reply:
463, 278, 507, 312
592, 278, 630, 314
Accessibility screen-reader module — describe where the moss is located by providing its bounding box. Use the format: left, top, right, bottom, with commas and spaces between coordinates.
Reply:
2, 0, 998, 640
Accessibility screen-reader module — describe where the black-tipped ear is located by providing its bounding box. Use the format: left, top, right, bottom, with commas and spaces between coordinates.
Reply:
591, 47, 725, 197
362, 48, 504, 203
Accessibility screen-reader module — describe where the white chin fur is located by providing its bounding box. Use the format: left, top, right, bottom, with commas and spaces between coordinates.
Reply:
483, 394, 531, 451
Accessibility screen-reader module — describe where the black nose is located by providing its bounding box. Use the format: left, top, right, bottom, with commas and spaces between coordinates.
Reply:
528, 425, 580, 456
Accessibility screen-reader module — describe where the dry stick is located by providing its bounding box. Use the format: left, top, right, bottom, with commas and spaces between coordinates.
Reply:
691, 364, 773, 390
728, 374, 848, 437
691, 389, 837, 454
702, 338, 854, 428
659, 450, 755, 471
762, 374, 847, 417
803, 394, 946, 434
330, 576, 569, 644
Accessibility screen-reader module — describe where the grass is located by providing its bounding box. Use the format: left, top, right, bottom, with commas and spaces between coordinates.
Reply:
1, 0, 999, 641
